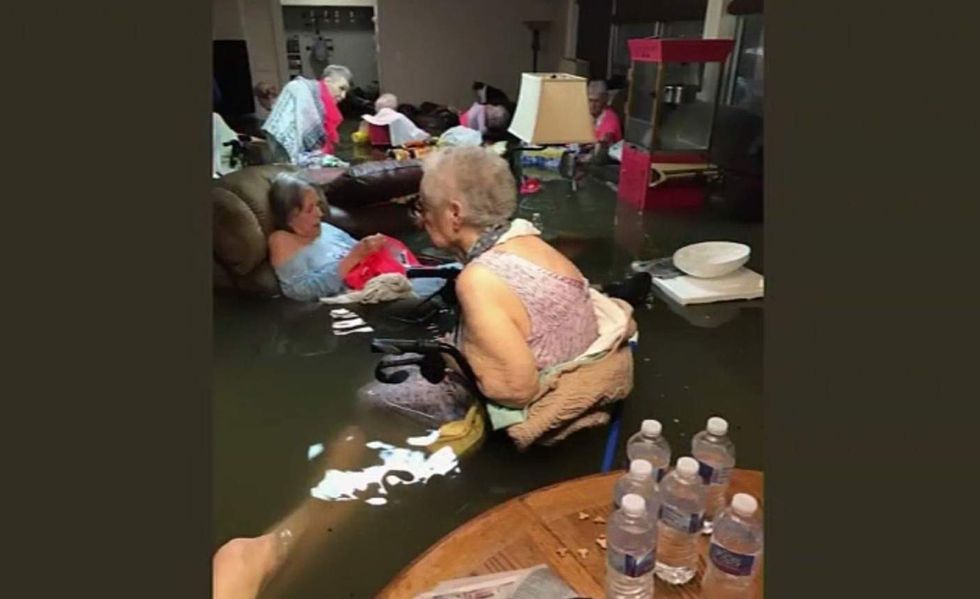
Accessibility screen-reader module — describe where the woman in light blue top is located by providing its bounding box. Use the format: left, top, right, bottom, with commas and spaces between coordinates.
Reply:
267, 172, 452, 301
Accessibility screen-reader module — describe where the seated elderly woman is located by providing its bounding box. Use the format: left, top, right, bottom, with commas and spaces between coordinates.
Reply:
355, 92, 430, 146
362, 147, 636, 448
267, 172, 449, 302
262, 64, 353, 163
588, 79, 623, 146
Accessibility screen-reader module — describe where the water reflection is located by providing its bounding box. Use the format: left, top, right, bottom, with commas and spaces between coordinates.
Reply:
214, 173, 765, 598
309, 439, 460, 504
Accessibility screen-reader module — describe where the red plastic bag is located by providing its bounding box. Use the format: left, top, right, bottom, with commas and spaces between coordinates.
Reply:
343, 235, 421, 290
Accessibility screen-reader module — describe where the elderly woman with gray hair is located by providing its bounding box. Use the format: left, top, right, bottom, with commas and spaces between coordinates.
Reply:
266, 172, 451, 302
262, 64, 353, 163
363, 147, 635, 442
356, 92, 430, 146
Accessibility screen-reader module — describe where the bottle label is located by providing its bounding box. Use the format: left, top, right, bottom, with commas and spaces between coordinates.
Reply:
709, 543, 756, 577
659, 503, 703, 533
608, 547, 655, 578
697, 460, 732, 485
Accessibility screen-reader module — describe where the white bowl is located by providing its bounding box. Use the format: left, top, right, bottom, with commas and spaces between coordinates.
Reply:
673, 241, 751, 279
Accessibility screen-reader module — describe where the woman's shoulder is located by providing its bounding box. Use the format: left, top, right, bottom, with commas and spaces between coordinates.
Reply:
490, 237, 585, 281
268, 230, 305, 266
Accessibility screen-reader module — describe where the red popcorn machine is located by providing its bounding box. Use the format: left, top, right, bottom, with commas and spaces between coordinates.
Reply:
618, 38, 735, 211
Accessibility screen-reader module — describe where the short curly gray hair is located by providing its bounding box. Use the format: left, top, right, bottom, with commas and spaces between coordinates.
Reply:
421, 147, 516, 228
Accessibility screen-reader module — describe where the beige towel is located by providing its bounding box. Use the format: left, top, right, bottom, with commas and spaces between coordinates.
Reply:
506, 297, 637, 450
318, 273, 416, 305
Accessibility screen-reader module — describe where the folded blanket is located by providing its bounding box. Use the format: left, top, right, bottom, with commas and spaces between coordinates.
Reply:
505, 295, 637, 450
261, 78, 325, 163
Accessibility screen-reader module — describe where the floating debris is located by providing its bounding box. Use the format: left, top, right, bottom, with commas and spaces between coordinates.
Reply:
406, 430, 440, 447
578, 512, 590, 520
307, 443, 325, 461
576, 548, 590, 559
596, 536, 607, 550
556, 548, 570, 558
593, 516, 606, 524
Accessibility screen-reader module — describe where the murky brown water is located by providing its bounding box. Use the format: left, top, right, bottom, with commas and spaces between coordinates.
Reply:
213, 151, 763, 598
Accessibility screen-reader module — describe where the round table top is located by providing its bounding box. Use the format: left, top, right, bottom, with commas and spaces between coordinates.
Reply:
377, 468, 763, 599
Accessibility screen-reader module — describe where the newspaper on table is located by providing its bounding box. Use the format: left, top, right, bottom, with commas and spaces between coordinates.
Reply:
414, 564, 581, 599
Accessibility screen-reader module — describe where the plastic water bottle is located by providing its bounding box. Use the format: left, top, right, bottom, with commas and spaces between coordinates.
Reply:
692, 417, 736, 534
654, 457, 705, 585
613, 460, 660, 514
701, 493, 763, 598
626, 419, 672, 482
606, 494, 657, 599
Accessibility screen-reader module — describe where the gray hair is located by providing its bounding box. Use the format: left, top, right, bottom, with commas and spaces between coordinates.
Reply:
322, 64, 353, 83
268, 172, 325, 232
421, 147, 516, 228
587, 79, 608, 99
375, 93, 398, 111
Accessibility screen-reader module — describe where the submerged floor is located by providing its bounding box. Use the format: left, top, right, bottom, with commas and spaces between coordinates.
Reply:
213, 172, 763, 598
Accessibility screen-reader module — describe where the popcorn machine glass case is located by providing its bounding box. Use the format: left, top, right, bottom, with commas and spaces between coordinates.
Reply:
618, 38, 734, 211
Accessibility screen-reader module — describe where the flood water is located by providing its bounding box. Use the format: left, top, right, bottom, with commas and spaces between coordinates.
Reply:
213, 164, 763, 598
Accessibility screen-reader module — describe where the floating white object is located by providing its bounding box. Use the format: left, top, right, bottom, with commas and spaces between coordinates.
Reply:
334, 326, 374, 336
673, 241, 750, 279
332, 317, 367, 330
307, 443, 325, 461
406, 430, 440, 447
652, 267, 764, 305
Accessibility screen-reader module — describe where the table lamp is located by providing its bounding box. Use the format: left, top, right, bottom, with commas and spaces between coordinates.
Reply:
508, 73, 597, 197
508, 73, 596, 146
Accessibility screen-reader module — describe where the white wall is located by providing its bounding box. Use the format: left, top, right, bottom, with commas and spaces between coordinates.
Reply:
214, 0, 247, 39
375, 0, 571, 109
282, 27, 379, 85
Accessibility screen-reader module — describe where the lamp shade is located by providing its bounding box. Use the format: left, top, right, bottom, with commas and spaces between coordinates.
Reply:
508, 73, 597, 145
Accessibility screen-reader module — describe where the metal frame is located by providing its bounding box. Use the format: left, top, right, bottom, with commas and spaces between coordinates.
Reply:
723, 15, 747, 105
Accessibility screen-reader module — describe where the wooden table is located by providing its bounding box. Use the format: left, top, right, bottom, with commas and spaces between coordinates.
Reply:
378, 469, 763, 599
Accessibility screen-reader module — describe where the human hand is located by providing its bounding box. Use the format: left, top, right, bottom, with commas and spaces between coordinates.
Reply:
358, 234, 387, 254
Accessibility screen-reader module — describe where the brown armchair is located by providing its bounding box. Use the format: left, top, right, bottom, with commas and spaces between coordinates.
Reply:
213, 160, 423, 298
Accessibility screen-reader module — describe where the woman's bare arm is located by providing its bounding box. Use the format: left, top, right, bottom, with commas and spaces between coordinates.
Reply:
456, 265, 539, 406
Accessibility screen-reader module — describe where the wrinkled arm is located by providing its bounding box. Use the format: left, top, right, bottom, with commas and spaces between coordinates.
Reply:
456, 266, 539, 407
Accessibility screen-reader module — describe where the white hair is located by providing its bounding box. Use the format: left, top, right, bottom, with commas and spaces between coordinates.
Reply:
587, 79, 608, 99
421, 147, 516, 227
375, 93, 398, 111
322, 64, 353, 83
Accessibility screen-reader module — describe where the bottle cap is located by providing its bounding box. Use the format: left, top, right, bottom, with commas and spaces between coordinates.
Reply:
641, 419, 662, 437
676, 456, 699, 477
621, 493, 646, 517
629, 459, 653, 477
707, 416, 728, 436
731, 493, 758, 517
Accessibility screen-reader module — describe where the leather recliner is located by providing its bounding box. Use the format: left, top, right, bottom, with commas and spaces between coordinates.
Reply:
213, 160, 423, 297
